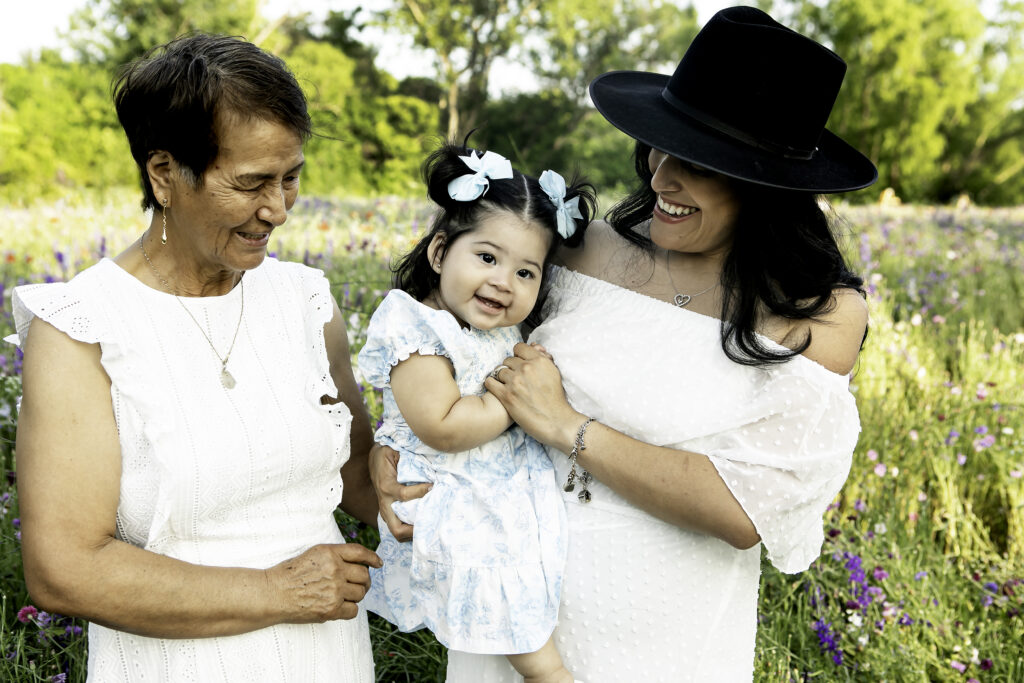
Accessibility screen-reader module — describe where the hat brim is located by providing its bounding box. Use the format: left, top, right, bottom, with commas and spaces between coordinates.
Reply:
590, 71, 878, 193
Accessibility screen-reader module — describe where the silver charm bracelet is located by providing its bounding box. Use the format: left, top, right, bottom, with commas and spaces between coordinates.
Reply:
564, 417, 595, 503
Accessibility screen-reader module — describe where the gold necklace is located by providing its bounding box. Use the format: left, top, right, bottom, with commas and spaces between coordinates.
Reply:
665, 250, 718, 307
139, 236, 244, 389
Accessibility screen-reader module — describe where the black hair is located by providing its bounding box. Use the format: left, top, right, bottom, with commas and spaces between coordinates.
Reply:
393, 139, 597, 306
113, 33, 312, 211
608, 140, 865, 367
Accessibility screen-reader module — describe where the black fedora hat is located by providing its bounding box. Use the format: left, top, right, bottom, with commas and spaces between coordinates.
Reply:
589, 6, 877, 193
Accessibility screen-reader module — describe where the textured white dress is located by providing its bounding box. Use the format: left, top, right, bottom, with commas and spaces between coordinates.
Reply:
447, 266, 860, 682
12, 258, 374, 682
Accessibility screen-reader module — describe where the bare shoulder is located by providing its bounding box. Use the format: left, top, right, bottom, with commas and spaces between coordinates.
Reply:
792, 288, 869, 375
554, 219, 642, 281
22, 316, 103, 372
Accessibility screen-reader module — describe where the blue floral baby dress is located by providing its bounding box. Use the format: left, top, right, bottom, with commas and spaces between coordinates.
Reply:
358, 290, 567, 655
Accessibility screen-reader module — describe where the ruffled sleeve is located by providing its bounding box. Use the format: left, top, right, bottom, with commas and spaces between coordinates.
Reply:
11, 277, 107, 349
357, 290, 455, 389
693, 366, 859, 573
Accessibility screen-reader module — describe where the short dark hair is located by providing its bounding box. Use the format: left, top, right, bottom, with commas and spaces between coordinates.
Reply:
393, 139, 597, 303
607, 139, 865, 367
113, 33, 312, 210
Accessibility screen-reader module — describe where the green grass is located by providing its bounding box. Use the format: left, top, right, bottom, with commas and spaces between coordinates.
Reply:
2, 193, 1022, 681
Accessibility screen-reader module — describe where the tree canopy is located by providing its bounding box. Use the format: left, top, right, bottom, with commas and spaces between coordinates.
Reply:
1, 0, 1021, 205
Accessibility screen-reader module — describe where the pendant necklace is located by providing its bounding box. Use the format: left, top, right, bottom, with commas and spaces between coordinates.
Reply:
139, 236, 244, 389
665, 250, 718, 307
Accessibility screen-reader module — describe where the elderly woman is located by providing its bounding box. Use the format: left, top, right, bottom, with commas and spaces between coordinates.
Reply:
13, 35, 380, 680
375, 7, 878, 681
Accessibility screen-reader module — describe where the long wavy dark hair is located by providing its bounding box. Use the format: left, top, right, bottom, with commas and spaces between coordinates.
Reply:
393, 139, 596, 307
607, 140, 865, 367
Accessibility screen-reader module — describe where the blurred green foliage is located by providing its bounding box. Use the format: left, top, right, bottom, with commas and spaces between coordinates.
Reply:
1, 0, 1022, 206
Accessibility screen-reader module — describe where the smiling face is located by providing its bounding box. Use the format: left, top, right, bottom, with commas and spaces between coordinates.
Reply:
426, 208, 552, 330
160, 112, 305, 284
647, 148, 741, 258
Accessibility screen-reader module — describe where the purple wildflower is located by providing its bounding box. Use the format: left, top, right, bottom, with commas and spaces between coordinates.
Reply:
873, 566, 889, 581
950, 660, 967, 673
974, 435, 996, 450
914, 571, 928, 581
945, 429, 960, 445
812, 619, 844, 666
980, 659, 993, 670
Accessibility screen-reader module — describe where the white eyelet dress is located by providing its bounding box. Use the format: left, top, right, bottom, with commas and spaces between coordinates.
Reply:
12, 258, 374, 683
446, 266, 860, 682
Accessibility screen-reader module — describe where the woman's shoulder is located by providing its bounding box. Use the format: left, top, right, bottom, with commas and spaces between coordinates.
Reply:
777, 288, 868, 376
11, 260, 122, 347
555, 219, 646, 281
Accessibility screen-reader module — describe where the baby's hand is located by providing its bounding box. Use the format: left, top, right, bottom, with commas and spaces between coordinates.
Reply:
529, 342, 553, 360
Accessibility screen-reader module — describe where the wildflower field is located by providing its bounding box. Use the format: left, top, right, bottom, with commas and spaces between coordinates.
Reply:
1, 191, 1022, 682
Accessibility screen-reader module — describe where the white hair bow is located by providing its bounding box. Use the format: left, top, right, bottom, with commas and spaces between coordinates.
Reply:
539, 169, 583, 239
447, 150, 514, 201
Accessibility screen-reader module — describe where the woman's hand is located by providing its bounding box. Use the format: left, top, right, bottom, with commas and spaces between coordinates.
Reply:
485, 342, 584, 452
368, 444, 431, 542
266, 543, 382, 622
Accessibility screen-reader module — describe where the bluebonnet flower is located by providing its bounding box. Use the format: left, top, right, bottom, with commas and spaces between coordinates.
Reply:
812, 619, 844, 665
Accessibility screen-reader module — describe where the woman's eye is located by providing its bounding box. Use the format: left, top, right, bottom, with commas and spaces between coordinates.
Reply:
478, 253, 496, 264
683, 161, 715, 177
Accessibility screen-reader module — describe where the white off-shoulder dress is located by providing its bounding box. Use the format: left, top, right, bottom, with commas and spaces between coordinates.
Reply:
12, 258, 374, 682
447, 266, 860, 682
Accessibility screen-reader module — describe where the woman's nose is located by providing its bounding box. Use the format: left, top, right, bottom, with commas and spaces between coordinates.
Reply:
257, 185, 289, 226
650, 153, 683, 193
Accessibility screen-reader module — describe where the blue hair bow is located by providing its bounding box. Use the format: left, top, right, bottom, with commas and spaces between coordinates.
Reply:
447, 151, 514, 201
539, 170, 583, 239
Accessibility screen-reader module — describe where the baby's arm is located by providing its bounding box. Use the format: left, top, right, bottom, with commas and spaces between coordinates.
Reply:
390, 353, 512, 453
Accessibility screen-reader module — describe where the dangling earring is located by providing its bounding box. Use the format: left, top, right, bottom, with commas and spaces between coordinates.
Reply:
161, 198, 168, 245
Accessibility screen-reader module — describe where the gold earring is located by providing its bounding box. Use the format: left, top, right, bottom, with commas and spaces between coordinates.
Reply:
161, 198, 168, 245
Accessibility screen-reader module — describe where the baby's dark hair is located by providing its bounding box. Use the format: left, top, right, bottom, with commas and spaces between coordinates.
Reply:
393, 139, 596, 301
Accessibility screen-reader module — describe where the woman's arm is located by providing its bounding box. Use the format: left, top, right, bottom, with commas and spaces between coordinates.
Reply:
389, 352, 512, 453
484, 343, 759, 549
322, 299, 382, 527
16, 318, 380, 638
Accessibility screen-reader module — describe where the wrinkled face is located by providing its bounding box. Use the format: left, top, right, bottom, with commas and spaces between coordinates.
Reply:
427, 209, 551, 330
647, 148, 740, 257
166, 113, 305, 275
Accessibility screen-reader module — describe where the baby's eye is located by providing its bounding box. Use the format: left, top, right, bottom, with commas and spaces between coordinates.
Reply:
477, 253, 496, 264
517, 269, 536, 280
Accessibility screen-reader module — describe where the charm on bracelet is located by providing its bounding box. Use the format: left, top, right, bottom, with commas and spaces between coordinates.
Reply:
565, 418, 595, 503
